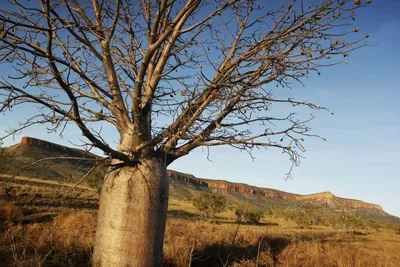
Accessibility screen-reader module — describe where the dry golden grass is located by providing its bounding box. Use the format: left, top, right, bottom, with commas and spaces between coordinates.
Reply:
164, 219, 400, 267
1, 203, 400, 266
0, 209, 96, 266
1, 183, 400, 267
0, 174, 94, 191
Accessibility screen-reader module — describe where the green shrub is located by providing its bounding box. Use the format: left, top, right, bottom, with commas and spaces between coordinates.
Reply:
365, 219, 382, 232
292, 203, 318, 228
234, 203, 264, 224
193, 193, 227, 220
340, 212, 364, 234
294, 211, 313, 228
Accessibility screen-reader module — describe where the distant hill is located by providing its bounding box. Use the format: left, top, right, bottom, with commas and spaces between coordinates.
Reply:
2, 136, 399, 224
4, 137, 103, 185
168, 170, 400, 224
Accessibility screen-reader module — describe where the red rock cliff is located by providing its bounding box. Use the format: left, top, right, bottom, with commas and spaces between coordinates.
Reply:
168, 170, 382, 211
20, 136, 96, 159
22, 137, 68, 151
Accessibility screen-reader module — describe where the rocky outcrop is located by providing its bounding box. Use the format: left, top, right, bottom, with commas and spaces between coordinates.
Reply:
20, 136, 97, 159
22, 137, 66, 151
168, 170, 383, 211
335, 198, 382, 210
168, 170, 207, 186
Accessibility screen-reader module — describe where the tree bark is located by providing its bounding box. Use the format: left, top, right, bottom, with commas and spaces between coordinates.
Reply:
93, 157, 169, 267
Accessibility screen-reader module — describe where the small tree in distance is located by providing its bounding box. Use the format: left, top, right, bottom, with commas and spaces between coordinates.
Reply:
235, 203, 264, 224
0, 0, 372, 266
193, 193, 227, 220
294, 202, 317, 228
341, 212, 364, 234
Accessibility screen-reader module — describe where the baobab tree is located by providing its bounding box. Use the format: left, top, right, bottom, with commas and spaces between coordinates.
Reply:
0, 0, 371, 266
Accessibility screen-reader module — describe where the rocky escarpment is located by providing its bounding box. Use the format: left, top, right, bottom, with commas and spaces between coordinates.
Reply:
18, 137, 97, 159
7, 137, 383, 212
168, 170, 383, 211
7, 137, 99, 170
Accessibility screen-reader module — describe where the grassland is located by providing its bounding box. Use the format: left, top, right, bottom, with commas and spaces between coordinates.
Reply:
1, 177, 400, 267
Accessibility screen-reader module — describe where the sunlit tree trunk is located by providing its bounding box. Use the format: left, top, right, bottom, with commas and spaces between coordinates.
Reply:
93, 157, 169, 267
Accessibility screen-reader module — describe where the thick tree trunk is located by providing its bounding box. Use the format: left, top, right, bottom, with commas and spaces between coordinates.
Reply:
93, 157, 169, 267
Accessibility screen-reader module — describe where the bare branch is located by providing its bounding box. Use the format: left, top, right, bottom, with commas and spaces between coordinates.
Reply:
0, 0, 371, 169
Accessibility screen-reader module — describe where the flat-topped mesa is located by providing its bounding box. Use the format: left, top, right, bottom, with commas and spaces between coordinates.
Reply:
20, 136, 96, 159
168, 170, 207, 186
168, 170, 383, 211
22, 136, 67, 151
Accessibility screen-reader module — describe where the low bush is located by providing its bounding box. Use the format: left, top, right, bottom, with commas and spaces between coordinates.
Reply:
235, 203, 264, 224
340, 212, 364, 234
193, 193, 227, 220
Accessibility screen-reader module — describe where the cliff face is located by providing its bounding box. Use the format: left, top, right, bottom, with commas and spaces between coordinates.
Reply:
19, 136, 97, 159
168, 170, 383, 211
21, 137, 67, 151
168, 171, 207, 186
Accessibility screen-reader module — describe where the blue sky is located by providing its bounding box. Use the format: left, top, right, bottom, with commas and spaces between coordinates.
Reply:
1, 1, 399, 217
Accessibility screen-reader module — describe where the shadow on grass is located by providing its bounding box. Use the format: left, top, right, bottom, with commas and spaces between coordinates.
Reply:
20, 213, 58, 225
351, 231, 368, 236
43, 248, 92, 267
186, 231, 370, 267
186, 236, 290, 267
218, 220, 280, 227
14, 200, 99, 210
167, 209, 198, 220
0, 245, 92, 267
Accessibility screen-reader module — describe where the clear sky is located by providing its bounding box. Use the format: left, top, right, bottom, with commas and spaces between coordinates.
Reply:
1, 1, 399, 217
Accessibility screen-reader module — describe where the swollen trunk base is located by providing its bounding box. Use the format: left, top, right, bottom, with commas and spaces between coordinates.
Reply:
93, 158, 169, 267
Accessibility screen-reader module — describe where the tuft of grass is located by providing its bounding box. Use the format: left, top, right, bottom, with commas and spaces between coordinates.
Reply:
0, 200, 23, 230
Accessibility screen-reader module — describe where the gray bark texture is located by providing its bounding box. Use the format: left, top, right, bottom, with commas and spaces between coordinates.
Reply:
93, 157, 169, 267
